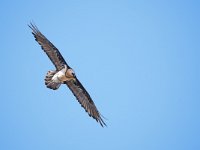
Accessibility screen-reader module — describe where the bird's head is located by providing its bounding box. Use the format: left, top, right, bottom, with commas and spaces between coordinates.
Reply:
65, 68, 76, 78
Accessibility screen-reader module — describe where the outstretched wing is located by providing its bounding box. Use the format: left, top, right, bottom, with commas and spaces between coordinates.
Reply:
65, 78, 106, 127
29, 23, 69, 70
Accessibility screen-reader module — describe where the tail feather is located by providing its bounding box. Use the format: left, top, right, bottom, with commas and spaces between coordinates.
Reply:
45, 70, 61, 90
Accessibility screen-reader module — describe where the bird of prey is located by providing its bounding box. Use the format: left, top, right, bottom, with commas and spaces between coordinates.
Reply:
29, 23, 106, 127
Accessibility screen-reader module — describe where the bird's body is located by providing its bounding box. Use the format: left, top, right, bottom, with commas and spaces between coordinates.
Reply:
52, 70, 66, 82
45, 65, 75, 90
29, 23, 106, 127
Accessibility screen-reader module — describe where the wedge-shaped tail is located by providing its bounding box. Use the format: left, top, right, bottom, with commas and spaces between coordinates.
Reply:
45, 70, 61, 90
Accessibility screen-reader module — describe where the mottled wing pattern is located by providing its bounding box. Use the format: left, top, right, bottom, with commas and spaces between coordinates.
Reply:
65, 78, 106, 127
29, 23, 68, 70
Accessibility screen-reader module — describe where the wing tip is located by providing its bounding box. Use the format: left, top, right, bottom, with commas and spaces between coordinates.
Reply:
28, 21, 40, 34
98, 114, 107, 127
81, 103, 107, 127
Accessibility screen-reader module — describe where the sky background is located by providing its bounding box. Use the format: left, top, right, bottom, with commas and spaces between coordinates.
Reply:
0, 0, 199, 150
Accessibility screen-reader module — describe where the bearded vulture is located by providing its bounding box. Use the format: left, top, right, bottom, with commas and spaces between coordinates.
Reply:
29, 23, 106, 127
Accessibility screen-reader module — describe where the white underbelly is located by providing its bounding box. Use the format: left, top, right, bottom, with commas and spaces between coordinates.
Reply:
52, 71, 67, 83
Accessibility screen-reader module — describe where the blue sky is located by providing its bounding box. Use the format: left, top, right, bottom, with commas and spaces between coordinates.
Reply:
0, 0, 199, 150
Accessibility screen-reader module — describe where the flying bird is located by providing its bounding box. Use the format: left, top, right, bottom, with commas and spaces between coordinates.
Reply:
29, 23, 106, 127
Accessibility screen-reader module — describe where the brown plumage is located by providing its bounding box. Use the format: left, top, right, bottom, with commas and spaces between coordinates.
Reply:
29, 23, 106, 127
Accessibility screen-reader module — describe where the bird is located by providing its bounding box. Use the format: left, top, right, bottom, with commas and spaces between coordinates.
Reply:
29, 23, 106, 127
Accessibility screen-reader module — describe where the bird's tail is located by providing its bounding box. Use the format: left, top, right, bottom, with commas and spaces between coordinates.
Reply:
45, 70, 61, 90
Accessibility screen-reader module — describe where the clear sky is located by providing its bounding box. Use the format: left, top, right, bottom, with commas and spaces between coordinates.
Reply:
0, 0, 199, 150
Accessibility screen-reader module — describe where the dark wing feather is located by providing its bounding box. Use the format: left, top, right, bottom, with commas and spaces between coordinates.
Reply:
65, 78, 106, 127
29, 23, 69, 70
